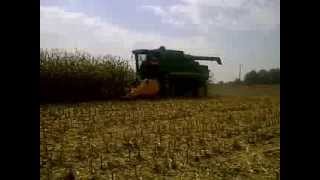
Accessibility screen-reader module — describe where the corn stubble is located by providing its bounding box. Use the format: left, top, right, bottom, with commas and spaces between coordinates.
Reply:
40, 96, 280, 179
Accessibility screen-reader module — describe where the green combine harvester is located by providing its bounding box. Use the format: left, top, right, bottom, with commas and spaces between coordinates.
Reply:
127, 46, 222, 98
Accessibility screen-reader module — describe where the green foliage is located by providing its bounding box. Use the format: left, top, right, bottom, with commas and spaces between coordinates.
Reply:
40, 48, 135, 102
244, 68, 280, 85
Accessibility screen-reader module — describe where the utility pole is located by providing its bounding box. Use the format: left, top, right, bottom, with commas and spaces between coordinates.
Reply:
239, 64, 243, 81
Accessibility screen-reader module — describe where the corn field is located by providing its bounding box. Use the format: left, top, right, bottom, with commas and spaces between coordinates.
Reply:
40, 96, 280, 179
40, 49, 135, 102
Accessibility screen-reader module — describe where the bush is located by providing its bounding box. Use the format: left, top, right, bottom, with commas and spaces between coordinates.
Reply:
40, 49, 135, 102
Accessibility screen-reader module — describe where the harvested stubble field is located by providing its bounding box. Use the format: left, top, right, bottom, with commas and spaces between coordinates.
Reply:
40, 92, 280, 180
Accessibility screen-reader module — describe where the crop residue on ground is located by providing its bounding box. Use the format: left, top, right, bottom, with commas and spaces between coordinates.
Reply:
40, 96, 280, 179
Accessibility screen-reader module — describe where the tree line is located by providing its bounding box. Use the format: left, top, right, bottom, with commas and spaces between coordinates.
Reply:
215, 68, 280, 85
243, 68, 280, 85
243, 68, 280, 84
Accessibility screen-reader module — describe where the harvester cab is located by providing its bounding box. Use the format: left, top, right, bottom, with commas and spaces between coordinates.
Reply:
126, 46, 222, 98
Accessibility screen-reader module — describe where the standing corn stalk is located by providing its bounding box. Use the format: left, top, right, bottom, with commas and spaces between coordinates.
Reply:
40, 48, 135, 102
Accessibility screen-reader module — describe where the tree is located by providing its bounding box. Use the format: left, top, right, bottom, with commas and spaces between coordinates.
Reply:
257, 69, 269, 84
243, 68, 280, 85
269, 68, 280, 84
244, 70, 258, 84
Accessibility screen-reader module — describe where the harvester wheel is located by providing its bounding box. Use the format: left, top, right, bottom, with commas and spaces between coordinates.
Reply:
163, 79, 171, 97
192, 87, 198, 97
163, 78, 176, 97
170, 83, 176, 97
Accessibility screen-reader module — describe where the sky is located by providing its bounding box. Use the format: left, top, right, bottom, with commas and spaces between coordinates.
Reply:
40, 0, 280, 82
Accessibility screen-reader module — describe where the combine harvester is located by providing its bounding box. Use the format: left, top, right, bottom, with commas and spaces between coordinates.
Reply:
126, 46, 222, 98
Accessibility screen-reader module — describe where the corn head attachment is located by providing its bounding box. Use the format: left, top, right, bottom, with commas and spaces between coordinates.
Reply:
124, 79, 160, 98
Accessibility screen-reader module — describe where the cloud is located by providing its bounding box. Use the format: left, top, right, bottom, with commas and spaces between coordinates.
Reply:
40, 4, 279, 82
140, 5, 186, 26
40, 6, 223, 71
140, 0, 280, 32
41, 6, 133, 55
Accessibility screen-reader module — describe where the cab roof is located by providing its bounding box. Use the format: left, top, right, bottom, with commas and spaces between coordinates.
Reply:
132, 46, 183, 55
